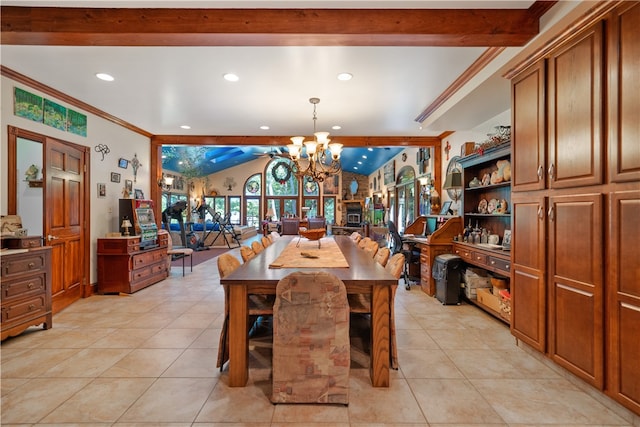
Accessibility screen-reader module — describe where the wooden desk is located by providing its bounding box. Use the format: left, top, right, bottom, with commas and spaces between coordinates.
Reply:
221, 235, 396, 387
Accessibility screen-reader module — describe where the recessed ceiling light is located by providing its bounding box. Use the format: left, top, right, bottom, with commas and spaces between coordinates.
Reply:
353, 166, 358, 170
332, 125, 341, 130
260, 125, 270, 130
357, 161, 362, 165
362, 155, 367, 159
95, 73, 114, 81
337, 72, 353, 81
367, 148, 374, 151
223, 73, 239, 82
180, 125, 191, 129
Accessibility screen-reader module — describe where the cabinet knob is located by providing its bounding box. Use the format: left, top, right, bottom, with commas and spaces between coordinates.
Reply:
28, 262, 36, 269
28, 282, 35, 289
506, 264, 510, 270
548, 206, 555, 221
537, 165, 544, 180
28, 304, 36, 310
548, 163, 555, 180
490, 260, 495, 265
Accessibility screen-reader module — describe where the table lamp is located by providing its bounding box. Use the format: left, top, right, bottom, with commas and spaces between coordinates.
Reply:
121, 218, 133, 236
266, 208, 276, 221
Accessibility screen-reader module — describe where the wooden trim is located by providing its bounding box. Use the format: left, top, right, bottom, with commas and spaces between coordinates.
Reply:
1, 7, 544, 47
1, 66, 152, 138
504, 1, 621, 79
7, 126, 46, 215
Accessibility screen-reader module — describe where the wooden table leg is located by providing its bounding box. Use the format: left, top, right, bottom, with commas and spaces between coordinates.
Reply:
370, 284, 390, 387
228, 284, 249, 386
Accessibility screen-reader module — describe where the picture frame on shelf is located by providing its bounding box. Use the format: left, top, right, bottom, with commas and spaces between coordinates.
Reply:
110, 172, 121, 183
118, 158, 129, 169
134, 189, 144, 199
502, 230, 512, 247
439, 200, 452, 215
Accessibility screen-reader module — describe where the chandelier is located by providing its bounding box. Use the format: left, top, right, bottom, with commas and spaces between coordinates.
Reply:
287, 97, 343, 183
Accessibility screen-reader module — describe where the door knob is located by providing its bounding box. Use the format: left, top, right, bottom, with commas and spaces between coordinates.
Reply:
47, 234, 60, 241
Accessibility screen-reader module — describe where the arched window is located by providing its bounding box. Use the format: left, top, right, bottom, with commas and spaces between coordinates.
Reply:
302, 176, 319, 218
265, 158, 299, 220
244, 173, 261, 228
395, 166, 417, 232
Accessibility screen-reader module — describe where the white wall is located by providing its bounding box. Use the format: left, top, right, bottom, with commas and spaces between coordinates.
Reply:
1, 76, 151, 284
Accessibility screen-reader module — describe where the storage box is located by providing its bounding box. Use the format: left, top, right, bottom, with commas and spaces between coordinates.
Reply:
477, 287, 501, 313
463, 267, 491, 288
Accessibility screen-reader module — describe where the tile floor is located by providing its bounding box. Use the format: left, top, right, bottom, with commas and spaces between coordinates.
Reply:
2, 239, 639, 426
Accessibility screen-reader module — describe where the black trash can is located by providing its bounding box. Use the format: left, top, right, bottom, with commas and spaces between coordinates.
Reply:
432, 254, 463, 305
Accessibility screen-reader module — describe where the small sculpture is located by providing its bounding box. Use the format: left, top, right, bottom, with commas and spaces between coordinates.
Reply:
25, 164, 39, 181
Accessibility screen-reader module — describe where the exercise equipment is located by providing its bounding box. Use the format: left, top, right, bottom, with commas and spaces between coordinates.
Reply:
208, 211, 241, 248
161, 200, 188, 246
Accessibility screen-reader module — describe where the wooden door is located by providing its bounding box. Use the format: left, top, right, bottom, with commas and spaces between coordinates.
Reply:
510, 193, 546, 352
45, 138, 88, 313
547, 22, 603, 189
608, 2, 640, 184
511, 60, 546, 192
547, 193, 603, 388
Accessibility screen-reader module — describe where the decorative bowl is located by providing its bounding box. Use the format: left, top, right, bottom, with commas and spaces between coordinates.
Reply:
299, 228, 326, 241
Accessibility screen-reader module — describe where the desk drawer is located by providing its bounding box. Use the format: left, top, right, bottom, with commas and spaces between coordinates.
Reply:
1, 253, 46, 278
1, 294, 47, 324
454, 247, 472, 262
2, 275, 45, 302
488, 256, 510, 274
471, 251, 488, 266
132, 249, 166, 269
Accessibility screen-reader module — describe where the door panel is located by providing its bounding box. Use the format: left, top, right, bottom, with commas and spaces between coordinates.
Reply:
548, 193, 603, 388
46, 138, 87, 313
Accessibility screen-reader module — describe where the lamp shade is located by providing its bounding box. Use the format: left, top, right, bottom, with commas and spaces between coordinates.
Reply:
121, 219, 133, 228
443, 171, 463, 189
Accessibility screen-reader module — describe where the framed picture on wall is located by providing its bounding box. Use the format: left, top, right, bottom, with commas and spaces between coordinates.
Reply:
383, 161, 395, 185
118, 158, 129, 169
322, 174, 339, 194
97, 183, 106, 198
110, 172, 121, 183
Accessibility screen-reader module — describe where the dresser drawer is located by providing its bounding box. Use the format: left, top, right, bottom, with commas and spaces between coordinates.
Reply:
4, 236, 42, 249
132, 249, 167, 269
488, 256, 510, 274
471, 251, 488, 266
98, 237, 140, 254
1, 253, 47, 278
131, 260, 166, 282
1, 294, 47, 324
2, 274, 45, 302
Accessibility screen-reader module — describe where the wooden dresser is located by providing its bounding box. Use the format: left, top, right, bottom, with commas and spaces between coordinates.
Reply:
97, 235, 168, 294
1, 246, 52, 341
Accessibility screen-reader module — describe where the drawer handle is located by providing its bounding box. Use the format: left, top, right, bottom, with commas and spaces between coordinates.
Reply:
537, 165, 544, 180
506, 264, 510, 270
28, 304, 36, 310
28, 262, 36, 269
28, 282, 35, 289
476, 256, 482, 260
490, 260, 495, 265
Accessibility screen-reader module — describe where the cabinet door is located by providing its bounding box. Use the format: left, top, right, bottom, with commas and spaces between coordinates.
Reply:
547, 193, 603, 389
512, 60, 546, 192
511, 194, 546, 352
607, 189, 640, 413
547, 22, 604, 189
608, 2, 640, 183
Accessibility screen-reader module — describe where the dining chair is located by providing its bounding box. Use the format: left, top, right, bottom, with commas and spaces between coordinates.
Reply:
269, 231, 281, 241
161, 229, 193, 276
240, 245, 256, 262
307, 216, 326, 230
348, 252, 404, 370
281, 218, 300, 235
363, 239, 379, 258
388, 220, 419, 290
349, 231, 362, 241
261, 236, 271, 248
251, 240, 264, 254
271, 271, 350, 404
375, 247, 391, 267
216, 253, 274, 371
358, 236, 371, 249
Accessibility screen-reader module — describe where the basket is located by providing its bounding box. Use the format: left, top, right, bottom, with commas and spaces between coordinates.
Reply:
299, 228, 326, 241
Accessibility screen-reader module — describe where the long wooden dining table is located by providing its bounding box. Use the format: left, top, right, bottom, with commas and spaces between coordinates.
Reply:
220, 235, 398, 387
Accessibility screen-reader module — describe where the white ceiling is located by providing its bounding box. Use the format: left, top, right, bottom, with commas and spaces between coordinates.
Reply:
0, 1, 578, 139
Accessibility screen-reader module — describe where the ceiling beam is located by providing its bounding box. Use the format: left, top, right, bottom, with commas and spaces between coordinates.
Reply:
1, 6, 550, 47
151, 135, 443, 148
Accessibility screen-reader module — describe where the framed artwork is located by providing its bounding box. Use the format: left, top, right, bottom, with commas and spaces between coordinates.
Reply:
97, 183, 106, 198
125, 179, 133, 194
14, 87, 44, 122
439, 200, 452, 215
383, 161, 395, 185
118, 158, 129, 169
43, 99, 67, 131
134, 189, 145, 199
322, 174, 339, 194
503, 230, 512, 247
110, 172, 121, 183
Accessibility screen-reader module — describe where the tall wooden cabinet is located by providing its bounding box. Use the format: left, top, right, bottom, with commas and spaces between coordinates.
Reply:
510, 2, 640, 414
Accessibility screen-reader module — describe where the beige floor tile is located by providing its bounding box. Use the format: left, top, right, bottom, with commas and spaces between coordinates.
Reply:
123, 311, 180, 328
162, 348, 221, 378
347, 377, 427, 424
195, 378, 275, 423
100, 348, 184, 377
1, 348, 81, 378
33, 327, 115, 348
426, 328, 492, 350
395, 328, 440, 349
0, 378, 92, 423
408, 378, 504, 424
0, 377, 29, 396
397, 348, 464, 379
89, 328, 160, 348
189, 327, 221, 349
39, 377, 155, 423
166, 312, 218, 329
119, 377, 216, 422
42, 348, 131, 377
272, 403, 349, 423
139, 328, 204, 348
472, 378, 631, 425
